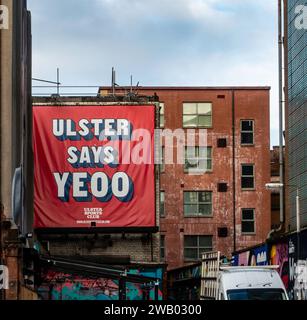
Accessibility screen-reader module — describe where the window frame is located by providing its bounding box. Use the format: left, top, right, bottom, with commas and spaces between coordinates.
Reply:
241, 208, 256, 234
183, 191, 213, 217
159, 102, 165, 128
183, 102, 213, 128
241, 164, 255, 190
240, 120, 254, 145
160, 146, 165, 173
160, 235, 165, 261
184, 146, 213, 173
160, 191, 165, 218
184, 235, 213, 261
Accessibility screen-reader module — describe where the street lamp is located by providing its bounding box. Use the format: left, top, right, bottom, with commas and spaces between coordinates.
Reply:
265, 183, 300, 260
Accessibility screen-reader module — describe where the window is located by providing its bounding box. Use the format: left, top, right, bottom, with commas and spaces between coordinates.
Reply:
241, 164, 255, 189
160, 191, 165, 217
160, 235, 165, 260
217, 138, 227, 148
241, 120, 254, 145
160, 147, 165, 172
160, 103, 165, 128
183, 102, 212, 128
184, 235, 213, 261
184, 147, 212, 173
242, 209, 255, 234
184, 191, 212, 217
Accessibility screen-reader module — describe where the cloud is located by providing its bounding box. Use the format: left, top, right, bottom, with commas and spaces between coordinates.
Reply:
28, 0, 280, 145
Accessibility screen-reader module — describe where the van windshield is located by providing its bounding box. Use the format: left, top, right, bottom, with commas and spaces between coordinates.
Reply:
227, 289, 287, 300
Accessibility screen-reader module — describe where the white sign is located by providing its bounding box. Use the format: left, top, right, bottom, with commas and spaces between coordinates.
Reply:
0, 5, 9, 30
295, 5, 307, 30
0, 265, 9, 290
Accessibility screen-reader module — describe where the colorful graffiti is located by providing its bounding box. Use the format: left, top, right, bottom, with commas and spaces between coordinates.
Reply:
38, 267, 164, 301
270, 242, 289, 289
232, 229, 307, 300
233, 244, 268, 267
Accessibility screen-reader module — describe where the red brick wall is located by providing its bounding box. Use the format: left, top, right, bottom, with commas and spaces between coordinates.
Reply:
99, 87, 271, 269
136, 87, 270, 269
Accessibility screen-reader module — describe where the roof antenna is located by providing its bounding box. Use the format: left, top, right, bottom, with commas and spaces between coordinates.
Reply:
130, 75, 133, 93
56, 67, 60, 96
112, 67, 116, 96
135, 81, 140, 95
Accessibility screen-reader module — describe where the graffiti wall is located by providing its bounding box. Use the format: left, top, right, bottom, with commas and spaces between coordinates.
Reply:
232, 228, 307, 300
38, 267, 164, 301
270, 242, 289, 289
233, 244, 268, 266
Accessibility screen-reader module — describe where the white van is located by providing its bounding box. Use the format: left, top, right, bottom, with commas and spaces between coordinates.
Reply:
218, 266, 289, 300
200, 252, 289, 300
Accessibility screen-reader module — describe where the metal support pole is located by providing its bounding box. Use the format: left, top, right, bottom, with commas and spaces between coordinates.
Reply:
56, 68, 60, 96
278, 0, 284, 226
296, 188, 300, 261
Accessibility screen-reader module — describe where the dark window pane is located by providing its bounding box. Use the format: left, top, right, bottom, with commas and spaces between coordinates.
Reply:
160, 192, 165, 217
199, 204, 212, 215
242, 177, 254, 189
184, 248, 198, 260
242, 221, 255, 233
160, 236, 165, 260
184, 236, 198, 247
160, 235, 165, 246
241, 120, 253, 131
242, 165, 254, 176
199, 236, 212, 247
241, 132, 254, 144
242, 209, 254, 220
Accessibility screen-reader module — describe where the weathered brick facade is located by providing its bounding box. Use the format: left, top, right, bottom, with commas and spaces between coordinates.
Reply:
100, 87, 271, 269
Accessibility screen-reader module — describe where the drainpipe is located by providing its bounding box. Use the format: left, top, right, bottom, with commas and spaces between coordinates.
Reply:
268, 0, 284, 239
232, 90, 236, 252
0, 2, 3, 301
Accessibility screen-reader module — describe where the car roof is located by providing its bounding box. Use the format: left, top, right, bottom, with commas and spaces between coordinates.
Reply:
220, 268, 285, 290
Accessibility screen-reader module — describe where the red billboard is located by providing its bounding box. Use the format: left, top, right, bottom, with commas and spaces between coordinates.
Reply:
33, 105, 156, 229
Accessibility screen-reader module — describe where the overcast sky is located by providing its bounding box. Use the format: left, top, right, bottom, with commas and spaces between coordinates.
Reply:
28, 0, 280, 146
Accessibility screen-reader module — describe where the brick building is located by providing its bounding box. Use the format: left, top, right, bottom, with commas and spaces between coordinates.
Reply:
270, 146, 285, 230
99, 86, 271, 270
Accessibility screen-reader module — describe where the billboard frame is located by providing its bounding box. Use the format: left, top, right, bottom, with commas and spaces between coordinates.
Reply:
32, 100, 160, 235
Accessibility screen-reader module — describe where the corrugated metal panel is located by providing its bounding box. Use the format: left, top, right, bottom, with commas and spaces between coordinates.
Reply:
287, 0, 307, 230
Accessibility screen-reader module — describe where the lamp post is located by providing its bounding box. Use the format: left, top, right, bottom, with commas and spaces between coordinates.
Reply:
265, 183, 300, 260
